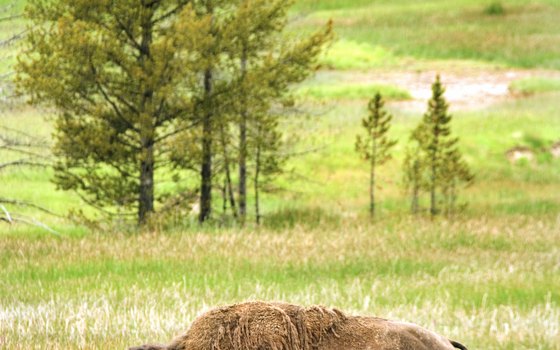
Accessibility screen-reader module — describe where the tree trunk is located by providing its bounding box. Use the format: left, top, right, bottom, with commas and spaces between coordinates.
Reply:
138, 142, 154, 225
448, 180, 457, 217
370, 140, 376, 219
137, 5, 155, 225
254, 134, 262, 226
238, 49, 248, 225
220, 123, 237, 218
430, 163, 436, 217
199, 68, 213, 223
430, 127, 439, 218
221, 178, 227, 215
411, 184, 419, 214
411, 159, 419, 214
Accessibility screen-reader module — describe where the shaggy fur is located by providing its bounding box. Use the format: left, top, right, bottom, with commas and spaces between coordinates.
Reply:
129, 301, 468, 350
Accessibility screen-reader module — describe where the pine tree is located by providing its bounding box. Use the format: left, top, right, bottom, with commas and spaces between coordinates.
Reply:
230, 0, 332, 225
355, 93, 396, 219
16, 0, 211, 225
402, 145, 423, 214
410, 75, 473, 217
440, 147, 474, 216
16, 0, 331, 226
251, 113, 286, 226
185, 0, 331, 224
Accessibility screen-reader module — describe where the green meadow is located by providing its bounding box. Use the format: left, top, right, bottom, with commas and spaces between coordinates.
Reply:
1, 1, 560, 349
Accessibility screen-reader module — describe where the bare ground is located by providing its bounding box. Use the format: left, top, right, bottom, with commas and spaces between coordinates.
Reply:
317, 66, 560, 112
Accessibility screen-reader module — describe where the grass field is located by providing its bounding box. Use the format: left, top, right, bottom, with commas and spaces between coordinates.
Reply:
1, 0, 560, 349
2, 217, 559, 349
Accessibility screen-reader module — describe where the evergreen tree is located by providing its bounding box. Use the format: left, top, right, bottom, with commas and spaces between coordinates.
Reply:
16, 0, 210, 225
186, 0, 332, 224
251, 112, 286, 226
16, 0, 331, 226
230, 0, 332, 225
355, 93, 396, 218
440, 147, 474, 216
402, 145, 423, 214
410, 75, 473, 217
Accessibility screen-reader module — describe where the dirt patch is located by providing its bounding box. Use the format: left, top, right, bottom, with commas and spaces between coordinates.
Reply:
551, 141, 560, 158
316, 66, 560, 112
505, 146, 535, 164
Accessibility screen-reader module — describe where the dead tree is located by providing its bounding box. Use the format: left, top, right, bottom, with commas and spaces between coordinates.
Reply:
0, 5, 58, 232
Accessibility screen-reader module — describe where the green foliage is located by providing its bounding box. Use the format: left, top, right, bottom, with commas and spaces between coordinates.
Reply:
484, 1, 506, 16
192, 0, 334, 224
16, 0, 215, 224
319, 40, 396, 70
356, 93, 397, 217
356, 93, 397, 166
15, 0, 332, 225
408, 76, 473, 216
402, 145, 424, 214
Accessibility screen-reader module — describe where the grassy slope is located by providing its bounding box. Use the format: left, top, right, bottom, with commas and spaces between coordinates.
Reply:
1, 1, 560, 349
296, 0, 560, 69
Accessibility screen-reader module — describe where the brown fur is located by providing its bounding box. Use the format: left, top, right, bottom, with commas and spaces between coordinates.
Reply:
129, 301, 468, 350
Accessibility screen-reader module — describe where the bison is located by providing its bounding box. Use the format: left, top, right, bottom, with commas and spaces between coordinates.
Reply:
130, 301, 468, 350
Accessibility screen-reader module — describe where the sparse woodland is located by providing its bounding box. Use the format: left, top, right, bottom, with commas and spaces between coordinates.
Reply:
15, 0, 332, 226
10, 0, 474, 227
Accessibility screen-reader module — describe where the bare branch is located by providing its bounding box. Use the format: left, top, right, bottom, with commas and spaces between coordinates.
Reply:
0, 205, 13, 223
0, 125, 48, 143
154, 119, 200, 143
0, 29, 27, 48
0, 14, 22, 23
7, 215, 62, 236
0, 198, 62, 217
0, 160, 49, 171
0, 145, 47, 158
152, 1, 191, 25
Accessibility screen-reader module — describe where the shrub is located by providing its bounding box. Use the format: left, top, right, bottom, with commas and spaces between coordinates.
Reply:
484, 2, 506, 16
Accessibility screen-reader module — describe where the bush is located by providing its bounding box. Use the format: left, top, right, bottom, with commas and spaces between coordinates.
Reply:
484, 2, 506, 16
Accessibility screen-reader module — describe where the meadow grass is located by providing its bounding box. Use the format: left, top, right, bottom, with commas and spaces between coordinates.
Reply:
2, 1, 560, 349
1, 216, 559, 349
509, 77, 560, 95
296, 82, 411, 101
295, 0, 560, 69
2, 87, 559, 349
318, 40, 398, 70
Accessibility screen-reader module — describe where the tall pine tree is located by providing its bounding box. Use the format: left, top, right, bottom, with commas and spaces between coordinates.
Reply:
186, 0, 332, 224
402, 145, 423, 214
16, 0, 212, 225
356, 93, 396, 219
17, 0, 331, 226
230, 0, 332, 225
410, 75, 473, 217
